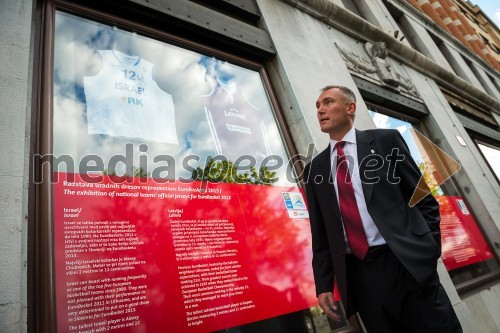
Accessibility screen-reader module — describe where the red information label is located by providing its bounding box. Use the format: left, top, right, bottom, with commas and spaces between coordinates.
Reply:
54, 173, 317, 333
437, 196, 494, 271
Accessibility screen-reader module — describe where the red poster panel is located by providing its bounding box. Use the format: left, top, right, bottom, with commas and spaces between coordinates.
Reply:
53, 173, 317, 333
437, 196, 494, 271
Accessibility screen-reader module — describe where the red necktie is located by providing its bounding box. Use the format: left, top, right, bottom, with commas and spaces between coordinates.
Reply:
335, 141, 369, 260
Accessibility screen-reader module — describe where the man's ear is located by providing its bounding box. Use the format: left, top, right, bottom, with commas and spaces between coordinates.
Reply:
347, 102, 356, 116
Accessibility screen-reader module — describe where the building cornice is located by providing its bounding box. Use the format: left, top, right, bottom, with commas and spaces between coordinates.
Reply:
278, 0, 500, 115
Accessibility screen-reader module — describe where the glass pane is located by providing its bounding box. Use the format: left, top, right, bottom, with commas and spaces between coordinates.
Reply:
477, 143, 500, 181
369, 109, 444, 195
51, 11, 341, 333
53, 13, 294, 184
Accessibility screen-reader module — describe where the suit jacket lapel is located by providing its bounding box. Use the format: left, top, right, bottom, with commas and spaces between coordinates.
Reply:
356, 130, 376, 204
316, 145, 342, 222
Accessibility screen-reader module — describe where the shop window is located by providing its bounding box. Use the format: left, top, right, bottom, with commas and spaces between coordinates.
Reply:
50, 10, 347, 333
368, 106, 499, 289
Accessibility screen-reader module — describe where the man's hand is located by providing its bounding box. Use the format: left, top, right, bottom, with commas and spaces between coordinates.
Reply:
318, 292, 341, 321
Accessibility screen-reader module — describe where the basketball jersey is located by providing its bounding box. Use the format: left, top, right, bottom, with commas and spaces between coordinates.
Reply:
83, 50, 178, 144
203, 78, 271, 161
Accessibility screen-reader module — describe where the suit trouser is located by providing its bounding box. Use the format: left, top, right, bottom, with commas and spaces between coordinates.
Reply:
345, 248, 462, 333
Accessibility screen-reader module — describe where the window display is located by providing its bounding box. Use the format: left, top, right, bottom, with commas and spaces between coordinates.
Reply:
53, 11, 320, 333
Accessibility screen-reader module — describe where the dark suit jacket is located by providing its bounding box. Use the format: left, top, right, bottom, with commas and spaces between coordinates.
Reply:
304, 129, 441, 317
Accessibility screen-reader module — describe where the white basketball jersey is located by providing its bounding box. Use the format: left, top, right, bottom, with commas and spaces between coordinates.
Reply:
83, 50, 178, 144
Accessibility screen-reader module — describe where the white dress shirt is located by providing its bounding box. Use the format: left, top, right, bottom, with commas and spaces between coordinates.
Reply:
330, 127, 386, 251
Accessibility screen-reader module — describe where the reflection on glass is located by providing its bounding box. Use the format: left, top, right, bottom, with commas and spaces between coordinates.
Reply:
84, 49, 178, 144
477, 143, 500, 180
202, 74, 271, 161
53, 11, 292, 185
369, 109, 444, 196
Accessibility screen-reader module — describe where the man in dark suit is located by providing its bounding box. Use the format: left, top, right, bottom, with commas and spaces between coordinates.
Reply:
304, 85, 462, 332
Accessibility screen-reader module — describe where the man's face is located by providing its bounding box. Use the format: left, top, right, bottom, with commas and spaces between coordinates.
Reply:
315, 88, 355, 138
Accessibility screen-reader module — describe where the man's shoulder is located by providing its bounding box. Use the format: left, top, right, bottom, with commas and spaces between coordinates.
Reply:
358, 128, 400, 144
359, 128, 398, 138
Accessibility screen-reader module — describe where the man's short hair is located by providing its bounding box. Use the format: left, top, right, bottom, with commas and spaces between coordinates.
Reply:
321, 85, 357, 104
